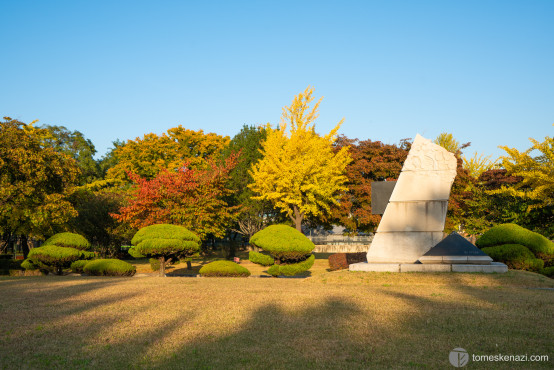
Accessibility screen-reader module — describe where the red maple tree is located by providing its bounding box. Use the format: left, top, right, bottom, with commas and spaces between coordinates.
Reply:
112, 154, 240, 240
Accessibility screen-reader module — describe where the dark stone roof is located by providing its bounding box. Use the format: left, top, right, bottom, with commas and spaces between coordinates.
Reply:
423, 232, 487, 256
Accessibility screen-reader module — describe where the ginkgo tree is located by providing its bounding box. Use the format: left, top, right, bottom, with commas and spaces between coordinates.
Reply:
249, 87, 352, 232
493, 128, 554, 210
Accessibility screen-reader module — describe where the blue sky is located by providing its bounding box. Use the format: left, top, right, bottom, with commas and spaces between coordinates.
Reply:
2, 0, 552, 160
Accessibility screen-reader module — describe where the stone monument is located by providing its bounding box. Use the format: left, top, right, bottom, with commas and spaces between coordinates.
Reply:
350, 134, 507, 273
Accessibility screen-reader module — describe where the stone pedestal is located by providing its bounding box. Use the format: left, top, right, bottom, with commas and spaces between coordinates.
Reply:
349, 262, 508, 273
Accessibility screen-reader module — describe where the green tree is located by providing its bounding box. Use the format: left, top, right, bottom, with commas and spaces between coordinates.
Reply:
249, 87, 352, 232
68, 181, 135, 256
223, 125, 281, 238
40, 124, 101, 184
0, 117, 80, 257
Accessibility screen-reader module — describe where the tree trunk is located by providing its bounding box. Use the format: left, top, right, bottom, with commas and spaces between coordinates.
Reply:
20, 235, 30, 259
291, 206, 304, 233
159, 256, 166, 277
186, 260, 192, 270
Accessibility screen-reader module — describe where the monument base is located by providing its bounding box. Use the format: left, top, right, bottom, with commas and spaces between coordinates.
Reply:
349, 262, 508, 273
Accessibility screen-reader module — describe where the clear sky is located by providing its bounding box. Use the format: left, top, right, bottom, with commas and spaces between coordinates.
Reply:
2, 0, 553, 160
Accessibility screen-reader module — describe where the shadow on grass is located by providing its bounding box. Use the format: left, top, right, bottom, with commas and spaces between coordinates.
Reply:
0, 272, 552, 369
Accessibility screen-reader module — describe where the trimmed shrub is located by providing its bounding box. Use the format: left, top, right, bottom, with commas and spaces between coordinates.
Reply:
70, 260, 89, 273
131, 224, 201, 276
150, 258, 160, 271
540, 266, 554, 278
248, 251, 274, 266
21, 259, 38, 271
128, 246, 145, 259
268, 254, 316, 276
43, 232, 91, 251
250, 225, 314, 261
28, 245, 84, 275
482, 244, 544, 271
131, 224, 201, 246
477, 224, 554, 259
199, 261, 250, 277
81, 251, 96, 260
328, 252, 367, 271
83, 259, 136, 276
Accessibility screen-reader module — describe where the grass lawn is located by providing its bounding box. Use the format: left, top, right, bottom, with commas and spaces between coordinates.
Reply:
0, 255, 552, 369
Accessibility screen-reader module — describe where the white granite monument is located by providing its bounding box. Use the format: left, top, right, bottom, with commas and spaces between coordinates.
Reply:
350, 134, 507, 273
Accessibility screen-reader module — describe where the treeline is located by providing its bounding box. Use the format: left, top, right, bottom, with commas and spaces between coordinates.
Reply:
1, 89, 552, 257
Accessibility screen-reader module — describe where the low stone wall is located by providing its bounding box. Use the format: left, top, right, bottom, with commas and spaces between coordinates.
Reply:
309, 235, 372, 253
313, 244, 369, 253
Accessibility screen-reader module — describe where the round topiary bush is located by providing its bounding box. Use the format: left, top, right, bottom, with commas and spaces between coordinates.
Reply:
248, 251, 274, 266
481, 244, 544, 271
70, 260, 90, 273
83, 259, 136, 276
199, 261, 251, 277
476, 224, 554, 259
131, 224, 201, 276
28, 245, 85, 275
250, 225, 315, 276
250, 225, 314, 261
43, 232, 91, 251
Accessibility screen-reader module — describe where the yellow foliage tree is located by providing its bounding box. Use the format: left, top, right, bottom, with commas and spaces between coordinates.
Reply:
462, 151, 496, 178
106, 125, 230, 180
249, 87, 352, 232
492, 128, 554, 210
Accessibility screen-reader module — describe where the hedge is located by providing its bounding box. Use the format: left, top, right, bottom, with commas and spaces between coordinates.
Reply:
477, 224, 554, 259
199, 261, 251, 277
248, 251, 274, 266
43, 232, 91, 251
249, 225, 314, 261
83, 259, 136, 276
328, 252, 367, 271
481, 244, 544, 271
268, 254, 315, 277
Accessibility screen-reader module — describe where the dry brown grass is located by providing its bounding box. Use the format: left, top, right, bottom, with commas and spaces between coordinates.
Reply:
0, 255, 552, 369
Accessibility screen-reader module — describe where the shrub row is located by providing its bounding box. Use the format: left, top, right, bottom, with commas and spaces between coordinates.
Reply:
328, 252, 367, 271
199, 261, 250, 277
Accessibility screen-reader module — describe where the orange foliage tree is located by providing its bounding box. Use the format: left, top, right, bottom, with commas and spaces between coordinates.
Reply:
327, 136, 410, 234
112, 154, 240, 240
